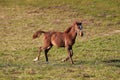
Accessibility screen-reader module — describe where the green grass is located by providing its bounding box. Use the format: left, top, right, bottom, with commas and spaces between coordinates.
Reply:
0, 0, 120, 80
0, 34, 120, 80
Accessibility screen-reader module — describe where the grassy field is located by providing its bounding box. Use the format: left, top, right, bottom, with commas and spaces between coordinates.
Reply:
0, 0, 120, 80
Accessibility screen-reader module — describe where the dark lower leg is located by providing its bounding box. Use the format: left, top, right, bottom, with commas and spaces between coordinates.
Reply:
67, 48, 74, 64
44, 50, 48, 62
63, 49, 73, 62
44, 46, 52, 63
69, 52, 74, 64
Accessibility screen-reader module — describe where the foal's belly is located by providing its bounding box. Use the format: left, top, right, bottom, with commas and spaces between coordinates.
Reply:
51, 40, 65, 47
51, 33, 65, 47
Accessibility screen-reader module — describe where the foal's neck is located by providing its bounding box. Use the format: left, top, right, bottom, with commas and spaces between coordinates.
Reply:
68, 25, 77, 39
64, 24, 77, 39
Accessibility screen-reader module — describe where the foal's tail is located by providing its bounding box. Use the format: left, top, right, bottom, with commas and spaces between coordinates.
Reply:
33, 30, 45, 39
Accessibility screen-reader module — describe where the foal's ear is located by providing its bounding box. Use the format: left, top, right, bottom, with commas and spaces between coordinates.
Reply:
74, 21, 77, 24
73, 21, 77, 25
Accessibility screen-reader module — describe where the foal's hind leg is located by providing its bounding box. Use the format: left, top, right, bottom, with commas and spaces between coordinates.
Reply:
44, 47, 52, 63
33, 47, 42, 61
33, 46, 52, 62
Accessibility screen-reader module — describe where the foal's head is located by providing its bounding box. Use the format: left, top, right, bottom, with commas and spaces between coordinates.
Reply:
74, 21, 83, 36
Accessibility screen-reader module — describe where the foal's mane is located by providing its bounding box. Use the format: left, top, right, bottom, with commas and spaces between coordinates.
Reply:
64, 26, 72, 33
64, 22, 76, 33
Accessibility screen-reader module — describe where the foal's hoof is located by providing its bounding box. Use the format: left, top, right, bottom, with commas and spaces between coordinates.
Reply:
46, 61, 49, 64
61, 59, 66, 62
33, 57, 38, 62
71, 62, 74, 64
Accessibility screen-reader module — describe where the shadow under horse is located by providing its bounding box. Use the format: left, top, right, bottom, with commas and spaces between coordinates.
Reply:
33, 21, 83, 64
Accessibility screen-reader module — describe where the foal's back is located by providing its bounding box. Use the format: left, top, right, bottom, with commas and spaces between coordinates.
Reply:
44, 27, 72, 47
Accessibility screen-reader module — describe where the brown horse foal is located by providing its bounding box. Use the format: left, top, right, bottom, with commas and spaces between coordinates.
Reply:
33, 21, 83, 64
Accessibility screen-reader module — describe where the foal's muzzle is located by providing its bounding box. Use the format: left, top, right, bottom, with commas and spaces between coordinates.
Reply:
79, 31, 84, 37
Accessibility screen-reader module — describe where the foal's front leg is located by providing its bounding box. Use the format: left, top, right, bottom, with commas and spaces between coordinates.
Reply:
62, 47, 74, 64
62, 49, 73, 62
67, 49, 74, 64
62, 46, 73, 62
